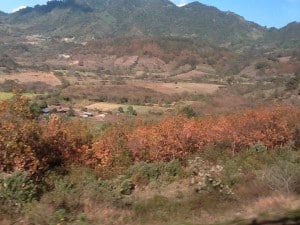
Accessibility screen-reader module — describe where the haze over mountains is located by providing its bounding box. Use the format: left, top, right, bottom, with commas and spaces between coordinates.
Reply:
0, 0, 299, 46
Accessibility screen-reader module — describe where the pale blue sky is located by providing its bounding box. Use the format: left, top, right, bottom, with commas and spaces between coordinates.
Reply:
0, 0, 299, 28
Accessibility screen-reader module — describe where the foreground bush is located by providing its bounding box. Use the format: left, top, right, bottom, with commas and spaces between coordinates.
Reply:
0, 148, 299, 225
0, 171, 37, 217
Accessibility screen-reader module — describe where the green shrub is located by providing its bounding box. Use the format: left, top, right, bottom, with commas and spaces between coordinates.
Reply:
164, 160, 183, 178
25, 168, 116, 224
120, 179, 135, 195
44, 167, 120, 209
125, 160, 184, 186
118, 106, 124, 113
126, 162, 161, 186
133, 195, 188, 223
47, 210, 92, 225
179, 105, 197, 118
286, 72, 300, 91
126, 105, 137, 116
48, 209, 68, 225
248, 142, 268, 153
255, 61, 270, 70
0, 171, 38, 216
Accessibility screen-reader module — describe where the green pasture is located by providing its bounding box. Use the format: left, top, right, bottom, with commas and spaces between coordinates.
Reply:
0, 92, 38, 101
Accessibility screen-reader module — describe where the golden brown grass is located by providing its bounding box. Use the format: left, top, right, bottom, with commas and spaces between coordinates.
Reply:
129, 80, 222, 95
0, 71, 61, 86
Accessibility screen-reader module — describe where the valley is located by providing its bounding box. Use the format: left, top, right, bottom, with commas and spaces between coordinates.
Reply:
0, 1, 299, 225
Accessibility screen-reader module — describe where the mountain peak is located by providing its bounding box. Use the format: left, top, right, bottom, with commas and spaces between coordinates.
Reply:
283, 21, 300, 28
183, 1, 204, 7
14, 0, 93, 15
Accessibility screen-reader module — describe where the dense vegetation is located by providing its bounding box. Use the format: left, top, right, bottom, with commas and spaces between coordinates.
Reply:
4, 0, 265, 44
0, 93, 299, 224
1, 0, 298, 47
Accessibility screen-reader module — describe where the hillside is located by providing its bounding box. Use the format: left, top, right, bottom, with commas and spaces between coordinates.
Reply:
0, 0, 298, 103
0, 11, 7, 23
5, 0, 266, 45
265, 22, 300, 48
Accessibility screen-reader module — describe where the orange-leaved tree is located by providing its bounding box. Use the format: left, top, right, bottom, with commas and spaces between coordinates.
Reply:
126, 106, 299, 162
81, 122, 133, 176
40, 114, 92, 169
0, 92, 42, 174
0, 92, 92, 176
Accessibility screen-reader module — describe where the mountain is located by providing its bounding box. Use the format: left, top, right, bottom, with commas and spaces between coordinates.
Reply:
0, 11, 7, 20
0, 54, 19, 70
0, 11, 8, 38
5, 0, 266, 45
265, 22, 300, 47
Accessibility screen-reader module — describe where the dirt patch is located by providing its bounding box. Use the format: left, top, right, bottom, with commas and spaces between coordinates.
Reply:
135, 57, 166, 71
130, 80, 222, 95
114, 56, 139, 68
278, 56, 291, 63
240, 64, 257, 77
174, 70, 206, 79
0, 71, 61, 86
86, 102, 124, 111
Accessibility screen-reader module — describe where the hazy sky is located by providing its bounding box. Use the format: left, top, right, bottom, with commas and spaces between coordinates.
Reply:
0, 0, 299, 28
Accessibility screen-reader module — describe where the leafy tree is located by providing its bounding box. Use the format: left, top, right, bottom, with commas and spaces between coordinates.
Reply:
179, 106, 196, 118
127, 106, 137, 116
0, 91, 41, 174
0, 92, 91, 176
118, 106, 124, 113
286, 76, 299, 90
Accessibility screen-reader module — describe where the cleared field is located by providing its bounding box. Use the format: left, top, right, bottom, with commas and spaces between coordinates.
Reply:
0, 72, 61, 86
86, 102, 124, 111
0, 92, 38, 100
86, 102, 168, 114
129, 80, 222, 95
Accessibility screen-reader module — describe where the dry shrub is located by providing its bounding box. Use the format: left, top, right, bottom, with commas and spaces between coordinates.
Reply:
128, 116, 198, 162
40, 115, 92, 169
0, 93, 91, 177
81, 123, 133, 177
1, 92, 298, 179
126, 106, 300, 163
0, 93, 42, 174
261, 160, 300, 194
84, 106, 299, 171
234, 173, 270, 202
244, 194, 300, 218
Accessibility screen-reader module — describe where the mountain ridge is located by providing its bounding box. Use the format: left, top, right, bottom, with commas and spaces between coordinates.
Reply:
0, 0, 298, 50
3, 0, 268, 45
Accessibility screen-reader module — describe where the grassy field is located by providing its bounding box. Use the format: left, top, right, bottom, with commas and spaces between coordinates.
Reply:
86, 102, 170, 114
0, 92, 38, 100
